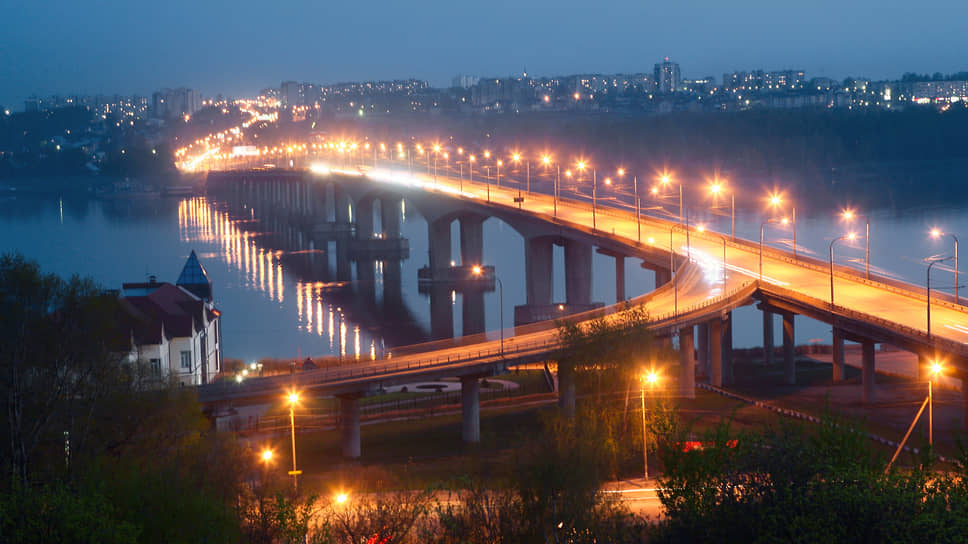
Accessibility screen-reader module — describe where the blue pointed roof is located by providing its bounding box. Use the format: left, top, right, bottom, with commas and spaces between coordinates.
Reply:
176, 250, 211, 296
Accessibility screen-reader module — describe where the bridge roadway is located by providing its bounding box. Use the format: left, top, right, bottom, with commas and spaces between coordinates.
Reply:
200, 160, 968, 458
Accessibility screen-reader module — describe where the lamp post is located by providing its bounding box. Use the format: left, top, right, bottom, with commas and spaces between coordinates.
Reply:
931, 228, 959, 303
842, 209, 870, 279
472, 266, 503, 355
659, 173, 683, 225
632, 174, 642, 242
829, 233, 856, 305
710, 180, 735, 238
927, 256, 954, 340
287, 391, 301, 492
641, 370, 659, 479
769, 193, 797, 258
759, 217, 787, 281
541, 155, 557, 217
886, 360, 943, 472
432, 144, 441, 187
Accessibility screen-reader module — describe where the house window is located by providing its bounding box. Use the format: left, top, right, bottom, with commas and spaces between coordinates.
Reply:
149, 358, 161, 375
180, 351, 192, 370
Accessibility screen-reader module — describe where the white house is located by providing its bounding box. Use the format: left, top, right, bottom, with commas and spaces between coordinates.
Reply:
120, 251, 221, 385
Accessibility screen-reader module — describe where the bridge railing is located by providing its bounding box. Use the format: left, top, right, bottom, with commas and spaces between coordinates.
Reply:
761, 283, 968, 358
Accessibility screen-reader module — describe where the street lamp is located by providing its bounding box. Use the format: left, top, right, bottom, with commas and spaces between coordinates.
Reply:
927, 255, 954, 340
472, 265, 503, 355
658, 172, 683, 225
641, 369, 659, 479
769, 192, 797, 258
829, 233, 856, 305
709, 180, 735, 238
287, 391, 302, 492
886, 359, 943, 472
842, 209, 870, 279
541, 155, 558, 217
930, 228, 959, 303
759, 217, 788, 281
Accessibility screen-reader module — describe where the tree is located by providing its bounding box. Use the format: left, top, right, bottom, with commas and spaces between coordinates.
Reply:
0, 253, 126, 483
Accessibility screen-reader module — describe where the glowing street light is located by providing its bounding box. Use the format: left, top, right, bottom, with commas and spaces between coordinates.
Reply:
930, 228, 959, 303
887, 360, 944, 472
472, 266, 503, 355
927, 255, 955, 340
641, 369, 660, 479
768, 192, 797, 257
709, 180, 735, 238
759, 217, 785, 281
287, 391, 302, 492
829, 233, 857, 305
657, 172, 684, 225
842, 209, 870, 279
335, 492, 349, 504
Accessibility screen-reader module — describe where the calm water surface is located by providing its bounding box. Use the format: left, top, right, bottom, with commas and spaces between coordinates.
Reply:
1, 191, 964, 361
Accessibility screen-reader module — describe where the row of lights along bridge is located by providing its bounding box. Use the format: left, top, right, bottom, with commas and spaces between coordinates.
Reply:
316, 140, 960, 300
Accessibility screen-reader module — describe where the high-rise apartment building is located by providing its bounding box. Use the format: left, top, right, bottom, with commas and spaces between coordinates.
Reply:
654, 58, 681, 93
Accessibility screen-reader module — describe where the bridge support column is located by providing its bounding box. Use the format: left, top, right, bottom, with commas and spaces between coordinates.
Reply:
565, 240, 593, 305
339, 395, 361, 459
334, 187, 351, 224
697, 323, 710, 380
382, 259, 403, 307
526, 237, 554, 306
722, 312, 734, 386
460, 215, 485, 266
615, 255, 626, 302
461, 376, 481, 443
429, 286, 454, 340
356, 260, 376, 304
357, 201, 375, 239
710, 319, 723, 387
783, 313, 796, 385
763, 310, 775, 365
862, 340, 876, 404
382, 197, 402, 239
832, 329, 846, 381
462, 290, 486, 336
679, 326, 696, 399
558, 362, 576, 418
428, 217, 452, 274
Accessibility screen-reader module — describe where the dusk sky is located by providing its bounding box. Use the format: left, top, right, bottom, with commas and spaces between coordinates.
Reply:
2, 0, 966, 109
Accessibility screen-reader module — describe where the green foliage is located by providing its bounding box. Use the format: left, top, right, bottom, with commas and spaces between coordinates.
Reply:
0, 483, 140, 544
651, 409, 968, 543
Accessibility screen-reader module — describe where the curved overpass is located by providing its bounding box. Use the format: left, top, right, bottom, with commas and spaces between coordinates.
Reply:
200, 163, 968, 456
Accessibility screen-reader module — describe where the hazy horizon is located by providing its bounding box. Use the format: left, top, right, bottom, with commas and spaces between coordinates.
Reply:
3, 0, 967, 108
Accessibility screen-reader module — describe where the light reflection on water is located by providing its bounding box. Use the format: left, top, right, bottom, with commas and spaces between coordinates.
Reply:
1, 193, 965, 361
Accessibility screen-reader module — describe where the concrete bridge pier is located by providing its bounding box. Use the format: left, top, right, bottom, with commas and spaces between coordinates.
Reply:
460, 214, 485, 266
429, 286, 454, 340
722, 312, 734, 386
862, 340, 876, 404
462, 290, 486, 336
339, 394, 361, 459
461, 376, 482, 443
382, 197, 403, 239
564, 240, 593, 306
679, 325, 696, 398
697, 323, 710, 380
357, 200, 375, 239
763, 310, 775, 365
709, 318, 723, 387
654, 266, 672, 288
382, 259, 404, 306
782, 313, 796, 385
356, 259, 376, 304
597, 249, 626, 302
334, 186, 352, 225
428, 217, 452, 274
336, 240, 352, 282
558, 362, 576, 418
526, 237, 554, 306
832, 328, 846, 381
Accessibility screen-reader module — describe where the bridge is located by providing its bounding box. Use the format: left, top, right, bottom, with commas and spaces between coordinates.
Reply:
198, 157, 968, 459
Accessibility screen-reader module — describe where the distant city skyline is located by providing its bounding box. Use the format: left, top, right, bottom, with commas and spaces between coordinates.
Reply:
3, 0, 967, 108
